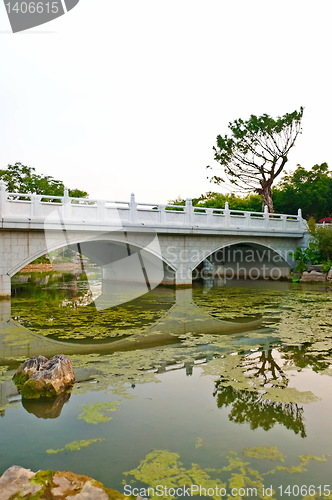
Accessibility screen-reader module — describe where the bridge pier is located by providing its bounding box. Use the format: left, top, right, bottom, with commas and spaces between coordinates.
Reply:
0, 299, 11, 322
0, 275, 11, 298
175, 264, 193, 288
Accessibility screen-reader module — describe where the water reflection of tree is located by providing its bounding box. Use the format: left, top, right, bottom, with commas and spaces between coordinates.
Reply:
213, 348, 307, 438
242, 348, 288, 388
282, 344, 332, 373
214, 384, 306, 437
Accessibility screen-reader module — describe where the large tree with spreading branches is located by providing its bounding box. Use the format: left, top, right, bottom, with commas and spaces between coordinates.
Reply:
207, 107, 304, 212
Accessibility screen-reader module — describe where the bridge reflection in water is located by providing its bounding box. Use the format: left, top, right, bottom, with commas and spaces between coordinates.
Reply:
0, 280, 312, 440
0, 285, 264, 414
0, 288, 264, 360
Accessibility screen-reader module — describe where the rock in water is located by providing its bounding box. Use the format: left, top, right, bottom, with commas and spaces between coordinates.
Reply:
22, 392, 71, 419
13, 354, 75, 399
15, 355, 48, 378
0, 466, 130, 500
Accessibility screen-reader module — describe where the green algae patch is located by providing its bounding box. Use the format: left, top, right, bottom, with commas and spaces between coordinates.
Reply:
242, 446, 285, 462
125, 447, 330, 500
78, 401, 120, 424
195, 437, 203, 449
11, 276, 175, 341
46, 438, 105, 454
124, 450, 226, 500
266, 454, 328, 476
262, 387, 320, 404
46, 448, 65, 454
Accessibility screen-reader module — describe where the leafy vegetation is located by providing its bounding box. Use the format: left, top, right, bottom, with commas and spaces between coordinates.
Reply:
0, 162, 88, 198
291, 219, 332, 272
273, 163, 332, 220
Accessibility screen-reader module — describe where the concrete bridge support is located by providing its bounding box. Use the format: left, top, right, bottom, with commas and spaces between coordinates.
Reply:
0, 275, 11, 298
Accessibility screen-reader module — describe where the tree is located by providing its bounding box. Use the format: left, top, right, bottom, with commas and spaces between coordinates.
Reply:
169, 192, 262, 212
0, 162, 88, 198
308, 220, 332, 262
273, 163, 332, 219
207, 107, 304, 212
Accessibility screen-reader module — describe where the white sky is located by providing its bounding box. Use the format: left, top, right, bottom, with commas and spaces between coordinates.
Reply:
0, 0, 331, 204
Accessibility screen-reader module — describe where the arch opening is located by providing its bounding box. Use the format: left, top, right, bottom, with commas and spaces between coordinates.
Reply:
12, 238, 176, 308
193, 242, 291, 283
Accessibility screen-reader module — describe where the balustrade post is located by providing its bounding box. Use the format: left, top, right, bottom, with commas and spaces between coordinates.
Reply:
264, 205, 269, 228
298, 208, 305, 231
32, 194, 42, 218
185, 198, 193, 225
63, 186, 72, 219
129, 193, 138, 223
207, 208, 214, 226
97, 200, 106, 222
0, 181, 7, 218
159, 204, 166, 224
245, 210, 250, 227
224, 201, 230, 227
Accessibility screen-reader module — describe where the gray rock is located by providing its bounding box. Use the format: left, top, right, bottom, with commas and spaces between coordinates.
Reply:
0, 467, 127, 499
15, 355, 48, 378
300, 271, 327, 282
0, 465, 40, 500
306, 264, 324, 273
30, 354, 75, 393
14, 354, 75, 398
69, 481, 109, 499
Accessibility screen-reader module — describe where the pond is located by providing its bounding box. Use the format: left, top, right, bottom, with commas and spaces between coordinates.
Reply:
1, 272, 332, 499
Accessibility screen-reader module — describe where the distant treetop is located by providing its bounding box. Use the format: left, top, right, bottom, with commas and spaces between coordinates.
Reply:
0, 162, 88, 198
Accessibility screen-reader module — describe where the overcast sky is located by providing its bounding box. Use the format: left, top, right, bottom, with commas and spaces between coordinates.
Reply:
0, 0, 331, 204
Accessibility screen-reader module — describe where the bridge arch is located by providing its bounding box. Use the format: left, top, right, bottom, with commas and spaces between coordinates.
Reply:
192, 240, 292, 281
9, 233, 177, 288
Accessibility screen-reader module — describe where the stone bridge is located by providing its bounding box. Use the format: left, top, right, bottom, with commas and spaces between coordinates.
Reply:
0, 183, 308, 297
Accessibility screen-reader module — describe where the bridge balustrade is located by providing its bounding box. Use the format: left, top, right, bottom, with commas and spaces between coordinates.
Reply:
0, 183, 305, 233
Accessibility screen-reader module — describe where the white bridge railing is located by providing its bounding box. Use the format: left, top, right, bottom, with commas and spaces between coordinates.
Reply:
0, 182, 306, 233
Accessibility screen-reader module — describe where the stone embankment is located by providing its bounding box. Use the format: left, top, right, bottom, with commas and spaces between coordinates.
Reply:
20, 262, 82, 273
300, 266, 332, 282
0, 466, 130, 500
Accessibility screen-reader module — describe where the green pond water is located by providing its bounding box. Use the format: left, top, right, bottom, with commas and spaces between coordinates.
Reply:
1, 272, 332, 499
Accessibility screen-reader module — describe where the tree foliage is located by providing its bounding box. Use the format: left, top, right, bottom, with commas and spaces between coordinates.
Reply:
173, 163, 332, 219
273, 163, 332, 220
208, 108, 304, 212
309, 220, 332, 262
0, 162, 88, 198
170, 192, 262, 212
